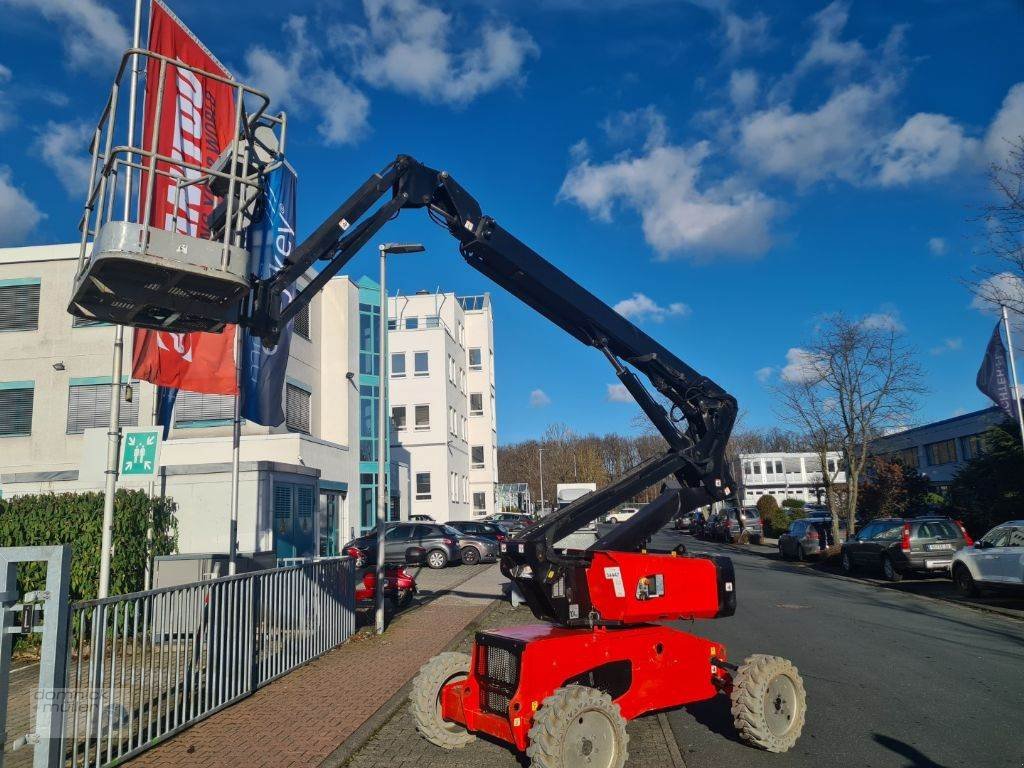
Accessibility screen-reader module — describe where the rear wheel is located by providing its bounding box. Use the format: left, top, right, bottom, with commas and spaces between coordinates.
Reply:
427, 549, 449, 569
953, 564, 979, 596
881, 555, 903, 582
796, 546, 805, 562
410, 652, 476, 750
460, 546, 481, 566
608, 517, 619, 525
841, 551, 855, 574
526, 685, 629, 768
731, 655, 806, 753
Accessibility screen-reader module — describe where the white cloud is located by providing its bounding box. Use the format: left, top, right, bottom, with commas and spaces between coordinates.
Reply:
602, 106, 667, 149
559, 109, 778, 259
36, 121, 92, 197
930, 337, 962, 356
861, 309, 906, 333
877, 113, 978, 187
613, 292, 690, 323
243, 17, 370, 146
341, 0, 538, 105
755, 366, 774, 382
928, 237, 948, 256
728, 69, 759, 111
0, 167, 44, 245
606, 383, 634, 403
686, 1, 770, 59
984, 82, 1024, 164
972, 272, 1024, 315
780, 347, 824, 384
1, 0, 128, 70
529, 388, 551, 408
793, 1, 866, 77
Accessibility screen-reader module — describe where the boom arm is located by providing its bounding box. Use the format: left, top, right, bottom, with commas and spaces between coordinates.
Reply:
243, 155, 737, 620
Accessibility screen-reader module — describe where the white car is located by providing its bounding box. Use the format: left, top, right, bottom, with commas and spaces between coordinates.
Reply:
950, 520, 1024, 596
606, 507, 640, 525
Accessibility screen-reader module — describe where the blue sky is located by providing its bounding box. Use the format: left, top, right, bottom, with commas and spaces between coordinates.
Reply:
1, 0, 1023, 443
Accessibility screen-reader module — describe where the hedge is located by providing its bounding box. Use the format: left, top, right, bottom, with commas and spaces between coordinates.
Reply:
0, 490, 177, 603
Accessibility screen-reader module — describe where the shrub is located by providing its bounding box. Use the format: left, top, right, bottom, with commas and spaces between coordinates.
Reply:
0, 490, 177, 603
781, 498, 805, 510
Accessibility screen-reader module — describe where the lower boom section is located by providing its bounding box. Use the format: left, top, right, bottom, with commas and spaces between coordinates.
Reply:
440, 623, 729, 751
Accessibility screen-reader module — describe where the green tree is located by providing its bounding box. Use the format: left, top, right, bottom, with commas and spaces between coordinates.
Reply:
859, 458, 933, 519
948, 421, 1024, 536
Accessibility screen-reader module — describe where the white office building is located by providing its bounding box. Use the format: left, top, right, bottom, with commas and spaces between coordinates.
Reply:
387, 291, 498, 522
0, 243, 404, 559
735, 451, 847, 507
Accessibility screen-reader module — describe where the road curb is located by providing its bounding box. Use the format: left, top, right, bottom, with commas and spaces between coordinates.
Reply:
657, 713, 687, 768
320, 590, 503, 768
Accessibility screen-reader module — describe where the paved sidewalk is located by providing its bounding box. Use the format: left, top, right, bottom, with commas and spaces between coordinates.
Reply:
126, 564, 505, 768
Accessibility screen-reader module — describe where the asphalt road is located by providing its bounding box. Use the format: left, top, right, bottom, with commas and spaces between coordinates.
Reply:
648, 528, 1024, 768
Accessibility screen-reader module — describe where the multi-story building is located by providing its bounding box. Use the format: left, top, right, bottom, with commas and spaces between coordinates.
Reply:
868, 406, 1006, 492
0, 243, 403, 558
387, 291, 497, 522
735, 451, 847, 507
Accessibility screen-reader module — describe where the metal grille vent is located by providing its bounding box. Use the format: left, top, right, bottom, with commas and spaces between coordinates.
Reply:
479, 641, 520, 716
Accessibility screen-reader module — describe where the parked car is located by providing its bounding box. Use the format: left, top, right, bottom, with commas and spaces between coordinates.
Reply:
674, 511, 695, 532
485, 512, 534, 533
606, 507, 640, 525
778, 518, 831, 560
840, 516, 971, 581
723, 507, 764, 544
447, 520, 508, 543
344, 522, 463, 569
451, 530, 501, 565
951, 520, 1024, 596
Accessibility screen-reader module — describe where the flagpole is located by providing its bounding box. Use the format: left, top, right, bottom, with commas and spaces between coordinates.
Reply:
98, 0, 143, 601
1001, 305, 1024, 451
228, 328, 242, 576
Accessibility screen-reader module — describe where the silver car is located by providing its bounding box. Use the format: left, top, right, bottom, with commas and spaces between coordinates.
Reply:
454, 532, 500, 565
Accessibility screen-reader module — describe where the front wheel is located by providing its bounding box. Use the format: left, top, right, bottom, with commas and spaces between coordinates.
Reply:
460, 546, 481, 566
526, 685, 629, 768
953, 564, 979, 596
608, 517, 619, 525
426, 549, 449, 569
410, 652, 476, 749
731, 655, 806, 753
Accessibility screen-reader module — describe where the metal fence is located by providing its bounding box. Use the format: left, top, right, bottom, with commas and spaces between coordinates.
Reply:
62, 557, 354, 768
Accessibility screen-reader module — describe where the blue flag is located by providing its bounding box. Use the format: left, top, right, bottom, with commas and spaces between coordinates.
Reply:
241, 163, 298, 426
155, 386, 177, 440
976, 321, 1016, 420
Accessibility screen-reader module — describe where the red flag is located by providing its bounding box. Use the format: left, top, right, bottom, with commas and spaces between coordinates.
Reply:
132, 0, 239, 394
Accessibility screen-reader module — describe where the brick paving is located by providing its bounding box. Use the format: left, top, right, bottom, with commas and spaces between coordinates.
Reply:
344, 600, 680, 768
124, 564, 498, 768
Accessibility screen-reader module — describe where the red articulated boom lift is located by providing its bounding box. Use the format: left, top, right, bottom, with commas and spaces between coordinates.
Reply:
70, 153, 806, 768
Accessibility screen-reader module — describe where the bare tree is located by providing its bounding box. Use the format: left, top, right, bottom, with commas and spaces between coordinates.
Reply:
975, 139, 1024, 313
773, 314, 926, 540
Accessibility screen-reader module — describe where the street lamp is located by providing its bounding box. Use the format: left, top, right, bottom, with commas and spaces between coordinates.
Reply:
538, 447, 545, 516
376, 242, 425, 635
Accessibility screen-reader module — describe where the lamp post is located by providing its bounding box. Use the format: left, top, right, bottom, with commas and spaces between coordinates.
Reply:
376, 242, 424, 635
538, 447, 545, 516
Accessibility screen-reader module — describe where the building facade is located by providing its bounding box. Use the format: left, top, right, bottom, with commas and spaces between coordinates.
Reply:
868, 407, 1006, 491
387, 291, 498, 522
0, 243, 401, 559
735, 451, 847, 507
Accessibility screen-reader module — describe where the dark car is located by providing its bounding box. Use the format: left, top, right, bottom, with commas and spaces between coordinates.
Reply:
447, 520, 508, 543
485, 512, 534, 534
673, 511, 695, 532
723, 507, 764, 544
778, 518, 831, 560
344, 522, 463, 569
840, 516, 970, 581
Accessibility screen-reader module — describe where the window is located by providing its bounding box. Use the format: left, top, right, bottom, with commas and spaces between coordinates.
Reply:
293, 301, 311, 340
387, 319, 397, 330
470, 393, 483, 416
925, 439, 957, 466
359, 384, 378, 460
448, 354, 455, 383
765, 461, 774, 475
387, 524, 415, 541
890, 447, 919, 469
359, 302, 380, 376
285, 384, 311, 434
425, 315, 440, 328
961, 433, 986, 461
826, 458, 838, 474
473, 492, 487, 513
469, 347, 482, 370
450, 472, 457, 502
775, 460, 784, 473
459, 368, 465, 393
471, 445, 485, 469
0, 384, 33, 436
415, 472, 431, 500
449, 407, 457, 435
405, 317, 419, 330
392, 405, 407, 431
175, 391, 234, 426
873, 523, 904, 541
1008, 528, 1024, 547
414, 351, 429, 376
391, 352, 406, 377
67, 381, 139, 434
414, 404, 430, 430
0, 282, 40, 332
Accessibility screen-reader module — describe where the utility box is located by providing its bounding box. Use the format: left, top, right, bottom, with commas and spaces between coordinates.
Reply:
153, 551, 276, 588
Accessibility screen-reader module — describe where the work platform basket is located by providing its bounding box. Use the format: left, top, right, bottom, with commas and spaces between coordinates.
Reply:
67, 47, 287, 333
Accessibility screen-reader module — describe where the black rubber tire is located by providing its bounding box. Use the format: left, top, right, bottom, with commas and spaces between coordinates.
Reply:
426, 549, 449, 569
526, 685, 629, 768
778, 545, 788, 561
881, 555, 903, 582
796, 545, 806, 562
841, 551, 855, 574
953, 564, 980, 596
731, 654, 806, 754
608, 517, 619, 525
461, 546, 481, 566
410, 652, 476, 750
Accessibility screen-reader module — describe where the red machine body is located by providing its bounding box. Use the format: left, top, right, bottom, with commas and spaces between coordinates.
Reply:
440, 548, 734, 750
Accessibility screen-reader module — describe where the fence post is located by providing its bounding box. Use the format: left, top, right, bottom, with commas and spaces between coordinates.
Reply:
249, 574, 261, 694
